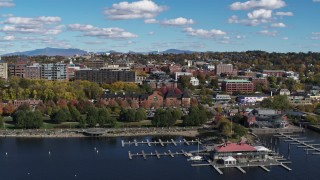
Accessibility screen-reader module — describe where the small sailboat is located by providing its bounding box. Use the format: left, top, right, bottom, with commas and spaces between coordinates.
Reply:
188, 139, 203, 161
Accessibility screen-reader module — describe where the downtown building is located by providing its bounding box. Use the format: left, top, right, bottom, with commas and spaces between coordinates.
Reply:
15, 63, 68, 81
8, 60, 27, 78
216, 63, 234, 76
41, 63, 67, 80
75, 68, 136, 84
0, 58, 8, 80
221, 79, 254, 94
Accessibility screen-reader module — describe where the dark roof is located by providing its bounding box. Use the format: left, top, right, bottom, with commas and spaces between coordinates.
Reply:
140, 94, 149, 100
102, 93, 140, 99
181, 90, 191, 98
166, 89, 177, 98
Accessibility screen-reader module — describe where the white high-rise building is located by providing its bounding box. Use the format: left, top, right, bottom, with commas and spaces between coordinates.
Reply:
0, 56, 8, 80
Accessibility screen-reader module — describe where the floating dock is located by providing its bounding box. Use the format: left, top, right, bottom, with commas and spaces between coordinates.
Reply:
128, 149, 191, 159
276, 133, 320, 154
191, 159, 292, 175
122, 139, 201, 147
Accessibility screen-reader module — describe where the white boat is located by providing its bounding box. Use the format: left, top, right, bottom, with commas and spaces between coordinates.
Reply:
189, 155, 203, 161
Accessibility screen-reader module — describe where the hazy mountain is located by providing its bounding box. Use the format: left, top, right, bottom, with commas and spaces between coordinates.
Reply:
161, 49, 195, 54
3, 47, 87, 56
3, 48, 196, 56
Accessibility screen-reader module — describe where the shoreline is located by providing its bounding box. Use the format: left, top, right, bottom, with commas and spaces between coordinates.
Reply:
0, 127, 200, 138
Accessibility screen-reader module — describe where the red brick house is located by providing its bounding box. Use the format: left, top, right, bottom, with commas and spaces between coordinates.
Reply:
146, 91, 163, 109
101, 90, 191, 109
13, 99, 43, 108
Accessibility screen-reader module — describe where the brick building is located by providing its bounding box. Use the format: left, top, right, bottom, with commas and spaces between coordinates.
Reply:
101, 90, 191, 109
216, 63, 233, 76
8, 61, 27, 78
222, 79, 254, 94
262, 70, 285, 77
75, 69, 136, 84
13, 99, 43, 108
25, 63, 41, 79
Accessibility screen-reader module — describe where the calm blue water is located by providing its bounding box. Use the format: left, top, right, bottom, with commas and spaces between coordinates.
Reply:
0, 131, 320, 180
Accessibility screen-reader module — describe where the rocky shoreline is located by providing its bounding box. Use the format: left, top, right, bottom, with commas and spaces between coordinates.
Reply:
0, 127, 200, 138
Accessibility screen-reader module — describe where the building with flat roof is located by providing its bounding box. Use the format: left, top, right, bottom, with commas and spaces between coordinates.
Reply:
75, 69, 136, 84
25, 63, 41, 79
216, 63, 233, 75
8, 60, 27, 78
222, 79, 254, 94
262, 70, 285, 77
41, 63, 67, 81
213, 94, 231, 102
175, 72, 192, 81
0, 58, 8, 80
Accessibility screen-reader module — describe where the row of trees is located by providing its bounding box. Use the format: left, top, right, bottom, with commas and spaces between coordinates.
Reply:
0, 77, 154, 103
0, 77, 103, 102
12, 104, 43, 129
119, 108, 147, 122
151, 108, 182, 127
260, 95, 292, 110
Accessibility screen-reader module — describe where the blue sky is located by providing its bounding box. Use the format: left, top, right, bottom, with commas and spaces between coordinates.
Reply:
0, 0, 319, 54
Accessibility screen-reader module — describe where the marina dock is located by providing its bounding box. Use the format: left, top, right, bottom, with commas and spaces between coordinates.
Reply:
122, 138, 201, 147
128, 149, 190, 159
191, 159, 292, 175
275, 133, 320, 154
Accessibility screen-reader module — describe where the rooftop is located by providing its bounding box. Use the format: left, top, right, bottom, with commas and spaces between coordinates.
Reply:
215, 142, 257, 153
224, 79, 251, 83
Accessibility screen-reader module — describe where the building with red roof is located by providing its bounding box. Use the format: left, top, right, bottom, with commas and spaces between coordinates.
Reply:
213, 142, 269, 164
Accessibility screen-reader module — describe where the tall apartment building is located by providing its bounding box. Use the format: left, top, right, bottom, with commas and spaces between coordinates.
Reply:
75, 69, 136, 84
25, 63, 41, 79
8, 60, 27, 78
216, 63, 233, 75
86, 59, 105, 69
222, 79, 254, 94
0, 58, 8, 80
41, 63, 67, 81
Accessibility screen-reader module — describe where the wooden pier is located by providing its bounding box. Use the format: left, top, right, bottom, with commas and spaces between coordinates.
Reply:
122, 138, 201, 147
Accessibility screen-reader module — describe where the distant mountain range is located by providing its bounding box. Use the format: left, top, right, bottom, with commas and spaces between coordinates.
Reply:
2, 47, 196, 56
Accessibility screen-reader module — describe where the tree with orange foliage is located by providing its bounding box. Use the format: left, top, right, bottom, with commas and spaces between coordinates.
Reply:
3, 103, 15, 116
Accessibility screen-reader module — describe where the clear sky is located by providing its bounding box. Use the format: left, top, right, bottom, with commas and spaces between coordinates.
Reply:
0, 0, 319, 54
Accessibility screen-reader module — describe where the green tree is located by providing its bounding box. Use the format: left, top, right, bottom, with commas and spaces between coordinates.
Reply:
98, 108, 114, 127
232, 124, 248, 137
135, 108, 147, 121
69, 105, 81, 122
217, 118, 232, 137
86, 106, 98, 127
0, 116, 3, 128
52, 108, 71, 124
183, 105, 208, 126
12, 110, 43, 129
79, 115, 87, 128
172, 108, 182, 121
260, 98, 273, 108
152, 109, 164, 127
272, 95, 291, 110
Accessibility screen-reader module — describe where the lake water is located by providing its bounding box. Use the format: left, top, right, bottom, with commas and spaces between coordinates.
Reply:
0, 130, 320, 180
